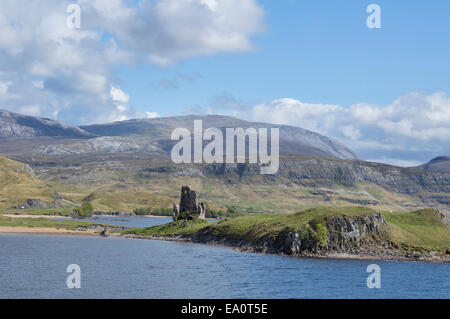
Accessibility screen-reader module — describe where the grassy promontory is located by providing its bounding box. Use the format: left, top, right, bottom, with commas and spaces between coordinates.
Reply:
0, 215, 123, 235
383, 208, 450, 250
123, 206, 450, 262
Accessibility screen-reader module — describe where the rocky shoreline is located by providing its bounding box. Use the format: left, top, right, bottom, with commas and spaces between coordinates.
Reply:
119, 210, 450, 264
120, 233, 450, 264
1, 223, 447, 263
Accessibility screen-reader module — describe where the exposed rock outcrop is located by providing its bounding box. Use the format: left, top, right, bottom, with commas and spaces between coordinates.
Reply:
16, 192, 67, 210
14, 163, 35, 177
100, 227, 110, 237
189, 212, 390, 258
32, 136, 161, 156
16, 199, 51, 209
284, 213, 388, 255
0, 109, 94, 138
173, 186, 206, 221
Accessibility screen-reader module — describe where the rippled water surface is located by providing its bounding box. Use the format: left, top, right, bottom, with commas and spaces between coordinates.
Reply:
0, 218, 449, 299
52, 215, 172, 228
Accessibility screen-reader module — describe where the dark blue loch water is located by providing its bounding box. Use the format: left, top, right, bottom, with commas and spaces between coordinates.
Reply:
0, 231, 448, 299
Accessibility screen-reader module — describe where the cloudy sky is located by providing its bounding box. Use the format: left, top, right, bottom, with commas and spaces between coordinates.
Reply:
0, 0, 449, 166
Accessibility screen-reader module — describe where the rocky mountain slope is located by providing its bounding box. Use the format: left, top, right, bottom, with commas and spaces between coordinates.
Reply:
0, 109, 448, 215
10, 152, 448, 214
32, 136, 163, 156
418, 156, 450, 173
0, 110, 359, 160
80, 115, 360, 160
0, 109, 94, 138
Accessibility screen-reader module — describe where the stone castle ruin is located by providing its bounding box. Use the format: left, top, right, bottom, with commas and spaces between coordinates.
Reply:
173, 186, 206, 221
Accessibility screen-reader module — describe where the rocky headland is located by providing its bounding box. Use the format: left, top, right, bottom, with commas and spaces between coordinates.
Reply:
122, 206, 450, 263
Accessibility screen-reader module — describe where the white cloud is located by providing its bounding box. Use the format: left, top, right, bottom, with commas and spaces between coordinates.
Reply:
366, 158, 423, 168
142, 111, 160, 119
248, 98, 341, 134
110, 86, 130, 104
340, 125, 361, 141
236, 92, 450, 166
0, 80, 19, 102
0, 81, 12, 97
0, 0, 265, 124
32, 81, 44, 90
81, 0, 265, 66
134, 110, 160, 119
18, 105, 42, 117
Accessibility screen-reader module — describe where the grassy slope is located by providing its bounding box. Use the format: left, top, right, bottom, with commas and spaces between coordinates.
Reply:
0, 156, 54, 210
0, 215, 101, 230
52, 174, 426, 215
31, 154, 440, 214
382, 209, 450, 250
124, 206, 376, 238
124, 207, 450, 252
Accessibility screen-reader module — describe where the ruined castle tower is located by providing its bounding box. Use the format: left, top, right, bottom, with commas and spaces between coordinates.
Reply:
173, 186, 206, 221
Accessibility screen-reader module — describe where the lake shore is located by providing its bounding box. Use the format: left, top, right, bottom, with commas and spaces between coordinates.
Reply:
91, 213, 171, 218
0, 224, 448, 263
2, 206, 449, 264
140, 215, 172, 219
120, 208, 450, 264
120, 233, 450, 264
0, 226, 99, 235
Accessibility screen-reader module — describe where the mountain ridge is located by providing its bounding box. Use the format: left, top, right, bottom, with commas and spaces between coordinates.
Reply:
0, 109, 359, 161
0, 109, 95, 138
79, 114, 360, 160
418, 156, 450, 173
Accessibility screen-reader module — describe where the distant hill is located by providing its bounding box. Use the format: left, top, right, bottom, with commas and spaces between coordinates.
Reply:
0, 110, 448, 215
418, 156, 450, 173
0, 109, 94, 138
80, 115, 360, 160
0, 110, 360, 160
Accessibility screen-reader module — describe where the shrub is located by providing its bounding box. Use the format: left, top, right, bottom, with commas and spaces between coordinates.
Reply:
311, 222, 328, 247
73, 201, 93, 218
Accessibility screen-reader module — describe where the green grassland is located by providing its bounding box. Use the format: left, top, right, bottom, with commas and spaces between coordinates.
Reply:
0, 215, 101, 230
2, 154, 446, 216
1, 155, 449, 255
123, 206, 450, 252
123, 206, 378, 239
382, 209, 450, 250
0, 156, 55, 210
51, 175, 425, 215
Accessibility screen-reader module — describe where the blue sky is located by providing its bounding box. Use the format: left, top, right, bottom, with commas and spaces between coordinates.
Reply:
1, 0, 449, 165
117, 0, 450, 115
